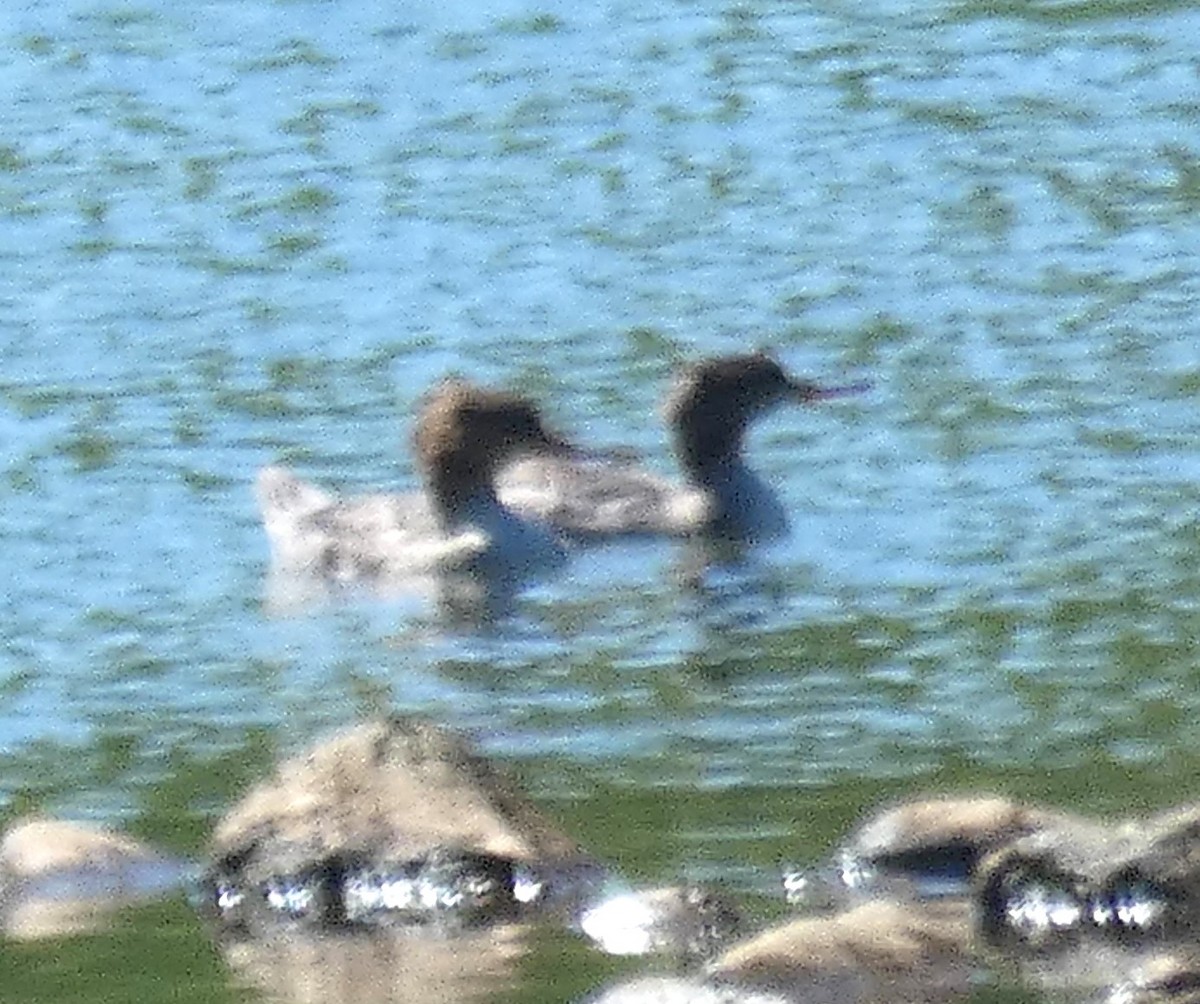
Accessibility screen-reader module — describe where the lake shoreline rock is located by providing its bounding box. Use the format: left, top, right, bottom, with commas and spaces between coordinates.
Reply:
202, 715, 745, 959
203, 716, 602, 932
15, 734, 1200, 1004
0, 817, 184, 940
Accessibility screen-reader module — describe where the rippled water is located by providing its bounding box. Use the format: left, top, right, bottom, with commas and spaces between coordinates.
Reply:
2, 0, 1200, 1000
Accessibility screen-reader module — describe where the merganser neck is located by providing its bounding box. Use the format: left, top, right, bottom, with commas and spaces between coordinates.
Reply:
672, 406, 752, 486
424, 463, 502, 531
413, 378, 572, 532
665, 353, 797, 487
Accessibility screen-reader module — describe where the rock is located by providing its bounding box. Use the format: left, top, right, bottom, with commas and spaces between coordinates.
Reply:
204, 716, 601, 931
588, 900, 976, 1004
711, 900, 975, 1004
586, 975, 785, 1004
1097, 952, 1200, 1004
203, 715, 744, 957
579, 883, 744, 958
786, 794, 1069, 905
977, 802, 1200, 994
0, 817, 182, 939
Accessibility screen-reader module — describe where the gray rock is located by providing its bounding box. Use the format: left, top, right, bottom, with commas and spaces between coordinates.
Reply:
587, 976, 786, 1004
579, 883, 744, 959
710, 899, 976, 1004
1096, 952, 1200, 1004
787, 794, 1069, 905
203, 715, 744, 958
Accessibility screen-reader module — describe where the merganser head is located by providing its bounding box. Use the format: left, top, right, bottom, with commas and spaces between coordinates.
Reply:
664, 353, 821, 477
414, 379, 572, 524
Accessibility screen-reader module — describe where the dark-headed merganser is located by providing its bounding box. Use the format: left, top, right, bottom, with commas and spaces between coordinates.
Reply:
499, 353, 864, 543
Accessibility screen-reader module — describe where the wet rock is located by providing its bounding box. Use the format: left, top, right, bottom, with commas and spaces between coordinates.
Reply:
711, 899, 976, 1003
203, 715, 745, 959
204, 716, 601, 932
0, 817, 183, 939
588, 900, 977, 1004
787, 794, 1069, 905
586, 976, 786, 1004
216, 879, 747, 1004
978, 802, 1200, 994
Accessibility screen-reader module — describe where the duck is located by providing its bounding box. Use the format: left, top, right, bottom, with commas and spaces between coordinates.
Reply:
497, 353, 865, 543
255, 379, 575, 597
0, 818, 184, 940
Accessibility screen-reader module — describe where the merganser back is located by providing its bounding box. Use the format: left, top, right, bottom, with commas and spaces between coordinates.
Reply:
256, 379, 573, 594
498, 353, 865, 543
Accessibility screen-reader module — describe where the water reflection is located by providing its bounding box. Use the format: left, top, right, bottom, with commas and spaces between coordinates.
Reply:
218, 924, 527, 1004
263, 561, 525, 626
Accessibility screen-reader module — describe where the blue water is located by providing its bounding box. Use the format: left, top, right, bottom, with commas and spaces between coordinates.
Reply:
2, 0, 1200, 999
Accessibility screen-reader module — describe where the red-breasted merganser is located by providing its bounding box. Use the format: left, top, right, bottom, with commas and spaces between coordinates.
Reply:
499, 353, 865, 543
256, 380, 573, 592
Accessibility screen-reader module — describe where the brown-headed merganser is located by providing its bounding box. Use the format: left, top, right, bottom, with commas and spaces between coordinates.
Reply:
256, 379, 573, 592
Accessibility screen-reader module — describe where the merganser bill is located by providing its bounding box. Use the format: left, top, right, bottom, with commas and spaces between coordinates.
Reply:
498, 353, 865, 543
256, 379, 573, 593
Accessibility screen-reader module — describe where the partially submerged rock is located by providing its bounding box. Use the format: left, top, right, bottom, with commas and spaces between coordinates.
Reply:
588, 899, 977, 1004
711, 899, 975, 1004
579, 883, 744, 958
0, 817, 183, 939
787, 794, 1069, 905
977, 802, 1200, 993
204, 716, 601, 932
204, 715, 743, 958
1098, 952, 1200, 1004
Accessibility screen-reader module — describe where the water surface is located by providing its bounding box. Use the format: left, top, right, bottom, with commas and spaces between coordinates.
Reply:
2, 0, 1200, 1000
